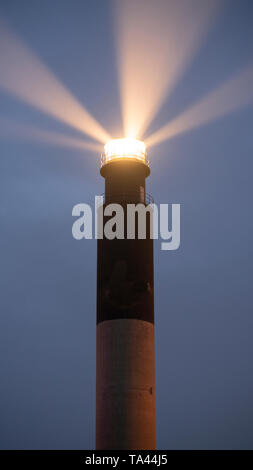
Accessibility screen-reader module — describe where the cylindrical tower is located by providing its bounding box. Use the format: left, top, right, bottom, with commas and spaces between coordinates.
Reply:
96, 138, 156, 450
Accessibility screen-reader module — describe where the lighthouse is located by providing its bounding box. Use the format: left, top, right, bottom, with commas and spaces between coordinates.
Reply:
96, 138, 156, 450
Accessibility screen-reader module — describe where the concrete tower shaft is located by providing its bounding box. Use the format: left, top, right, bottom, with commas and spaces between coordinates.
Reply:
96, 146, 156, 450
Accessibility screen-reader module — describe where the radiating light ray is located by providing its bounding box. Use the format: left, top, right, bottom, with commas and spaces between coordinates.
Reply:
114, 0, 221, 139
146, 65, 253, 147
0, 117, 103, 153
0, 23, 111, 144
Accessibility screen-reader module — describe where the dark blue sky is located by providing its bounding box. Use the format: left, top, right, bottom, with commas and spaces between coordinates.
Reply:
0, 0, 253, 449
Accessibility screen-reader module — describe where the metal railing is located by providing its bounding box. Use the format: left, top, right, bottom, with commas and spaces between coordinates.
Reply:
100, 153, 150, 168
97, 191, 154, 207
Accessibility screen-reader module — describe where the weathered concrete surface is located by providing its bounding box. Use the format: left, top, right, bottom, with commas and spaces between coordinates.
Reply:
96, 318, 156, 450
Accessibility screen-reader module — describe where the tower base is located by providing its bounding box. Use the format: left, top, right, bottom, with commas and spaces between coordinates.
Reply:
96, 318, 156, 450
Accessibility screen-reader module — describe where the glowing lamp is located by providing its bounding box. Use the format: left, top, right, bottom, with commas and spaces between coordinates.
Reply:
101, 138, 148, 167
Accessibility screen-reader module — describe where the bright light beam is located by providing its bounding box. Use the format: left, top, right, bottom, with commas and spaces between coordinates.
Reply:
114, 0, 222, 140
0, 117, 103, 153
146, 65, 253, 147
0, 23, 111, 144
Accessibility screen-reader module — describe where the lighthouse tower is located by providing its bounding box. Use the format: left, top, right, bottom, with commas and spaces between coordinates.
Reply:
96, 138, 156, 450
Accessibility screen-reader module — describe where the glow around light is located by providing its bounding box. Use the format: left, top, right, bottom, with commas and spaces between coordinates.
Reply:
114, 0, 221, 139
146, 64, 253, 148
103, 138, 147, 165
0, 22, 111, 144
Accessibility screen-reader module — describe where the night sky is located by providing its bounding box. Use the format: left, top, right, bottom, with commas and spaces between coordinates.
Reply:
0, 0, 253, 449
